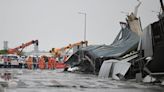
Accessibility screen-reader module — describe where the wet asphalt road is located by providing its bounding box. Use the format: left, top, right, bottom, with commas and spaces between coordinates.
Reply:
0, 69, 164, 92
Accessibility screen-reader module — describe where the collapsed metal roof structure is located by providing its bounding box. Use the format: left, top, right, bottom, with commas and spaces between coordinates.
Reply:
66, 0, 164, 81
66, 23, 140, 73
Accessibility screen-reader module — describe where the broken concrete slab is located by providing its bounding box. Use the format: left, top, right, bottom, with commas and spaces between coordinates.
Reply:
112, 62, 131, 80
142, 75, 156, 83
98, 60, 115, 78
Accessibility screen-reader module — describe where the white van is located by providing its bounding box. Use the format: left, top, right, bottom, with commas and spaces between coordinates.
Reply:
7, 54, 20, 67
0, 54, 20, 68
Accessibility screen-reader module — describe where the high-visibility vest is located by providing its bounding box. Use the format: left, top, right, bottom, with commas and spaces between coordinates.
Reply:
38, 58, 45, 69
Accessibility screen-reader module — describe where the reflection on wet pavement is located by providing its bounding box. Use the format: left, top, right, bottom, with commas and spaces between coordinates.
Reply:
0, 69, 163, 92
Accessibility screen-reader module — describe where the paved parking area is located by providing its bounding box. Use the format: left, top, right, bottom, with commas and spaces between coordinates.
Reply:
0, 69, 163, 92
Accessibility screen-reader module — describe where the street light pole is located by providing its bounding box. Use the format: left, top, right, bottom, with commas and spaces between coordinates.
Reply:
78, 12, 87, 41
78, 12, 87, 66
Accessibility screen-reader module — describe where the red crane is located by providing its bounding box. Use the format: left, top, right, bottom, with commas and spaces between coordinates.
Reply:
7, 40, 39, 55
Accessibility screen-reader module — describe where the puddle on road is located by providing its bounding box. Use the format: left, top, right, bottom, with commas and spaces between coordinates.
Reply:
2, 69, 164, 92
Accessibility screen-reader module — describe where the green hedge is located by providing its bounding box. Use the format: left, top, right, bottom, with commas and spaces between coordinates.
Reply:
0, 50, 8, 54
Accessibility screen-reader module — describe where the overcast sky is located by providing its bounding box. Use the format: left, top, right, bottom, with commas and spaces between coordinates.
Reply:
0, 0, 160, 51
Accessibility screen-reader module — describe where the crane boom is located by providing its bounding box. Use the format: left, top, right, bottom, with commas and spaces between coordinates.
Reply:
51, 41, 88, 57
7, 40, 39, 54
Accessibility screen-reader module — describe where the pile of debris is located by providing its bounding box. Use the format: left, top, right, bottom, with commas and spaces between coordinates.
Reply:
65, 0, 164, 84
